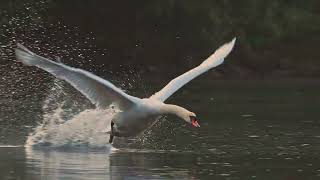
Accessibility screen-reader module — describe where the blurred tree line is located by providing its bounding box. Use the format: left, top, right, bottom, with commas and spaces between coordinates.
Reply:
1, 0, 320, 79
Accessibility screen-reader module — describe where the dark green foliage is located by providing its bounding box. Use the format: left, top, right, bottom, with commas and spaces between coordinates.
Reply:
1, 0, 320, 78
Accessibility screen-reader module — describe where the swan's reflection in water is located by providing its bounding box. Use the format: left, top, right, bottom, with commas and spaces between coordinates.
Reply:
25, 147, 192, 179
25, 146, 114, 179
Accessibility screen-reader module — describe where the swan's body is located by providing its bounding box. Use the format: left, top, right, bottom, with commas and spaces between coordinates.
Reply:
111, 99, 163, 137
15, 38, 236, 143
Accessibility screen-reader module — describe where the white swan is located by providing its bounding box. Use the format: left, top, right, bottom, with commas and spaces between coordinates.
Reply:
15, 38, 236, 143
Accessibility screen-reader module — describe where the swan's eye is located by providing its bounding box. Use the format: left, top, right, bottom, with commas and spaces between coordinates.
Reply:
189, 116, 200, 127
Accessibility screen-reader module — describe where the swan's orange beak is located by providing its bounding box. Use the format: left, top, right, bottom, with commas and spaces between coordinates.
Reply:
191, 117, 200, 127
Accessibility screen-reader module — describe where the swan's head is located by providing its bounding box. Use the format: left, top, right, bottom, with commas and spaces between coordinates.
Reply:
189, 115, 200, 128
183, 112, 200, 128
178, 110, 200, 128
161, 104, 200, 128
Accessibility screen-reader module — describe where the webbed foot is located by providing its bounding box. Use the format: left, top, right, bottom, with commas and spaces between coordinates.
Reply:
109, 135, 114, 143
108, 121, 115, 144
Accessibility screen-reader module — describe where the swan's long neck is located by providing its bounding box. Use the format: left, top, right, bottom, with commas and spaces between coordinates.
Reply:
160, 104, 189, 118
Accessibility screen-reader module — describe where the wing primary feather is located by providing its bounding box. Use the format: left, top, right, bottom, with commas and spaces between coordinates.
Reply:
15, 44, 138, 110
151, 38, 236, 102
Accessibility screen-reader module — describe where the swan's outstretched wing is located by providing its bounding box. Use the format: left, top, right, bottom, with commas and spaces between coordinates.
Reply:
151, 38, 236, 102
15, 44, 138, 110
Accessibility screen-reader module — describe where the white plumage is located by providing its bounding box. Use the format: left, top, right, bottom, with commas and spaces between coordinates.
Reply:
151, 38, 236, 101
15, 38, 236, 143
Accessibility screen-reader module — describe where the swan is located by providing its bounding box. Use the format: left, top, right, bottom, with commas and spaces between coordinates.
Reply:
15, 38, 236, 143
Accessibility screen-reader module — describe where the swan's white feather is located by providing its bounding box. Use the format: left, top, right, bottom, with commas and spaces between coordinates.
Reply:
151, 38, 236, 102
15, 44, 138, 110
14, 38, 236, 139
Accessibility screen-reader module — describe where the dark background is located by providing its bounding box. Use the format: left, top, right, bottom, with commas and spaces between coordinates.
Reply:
0, 2, 320, 179
1, 0, 320, 131
1, 0, 320, 80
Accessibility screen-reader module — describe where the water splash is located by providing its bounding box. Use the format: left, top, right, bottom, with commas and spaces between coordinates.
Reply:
25, 79, 116, 149
1, 1, 149, 148
26, 109, 116, 148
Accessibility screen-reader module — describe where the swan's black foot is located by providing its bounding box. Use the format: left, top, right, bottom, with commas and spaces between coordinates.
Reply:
109, 135, 114, 143
108, 121, 115, 144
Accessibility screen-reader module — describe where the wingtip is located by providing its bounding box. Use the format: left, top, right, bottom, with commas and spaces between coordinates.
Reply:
230, 37, 236, 47
16, 43, 34, 55
220, 37, 236, 53
16, 43, 26, 50
223, 37, 236, 53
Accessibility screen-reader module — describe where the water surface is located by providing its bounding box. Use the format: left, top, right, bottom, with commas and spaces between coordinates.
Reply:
1, 80, 320, 179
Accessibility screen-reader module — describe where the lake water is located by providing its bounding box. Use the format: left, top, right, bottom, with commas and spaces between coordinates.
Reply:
0, 80, 320, 179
